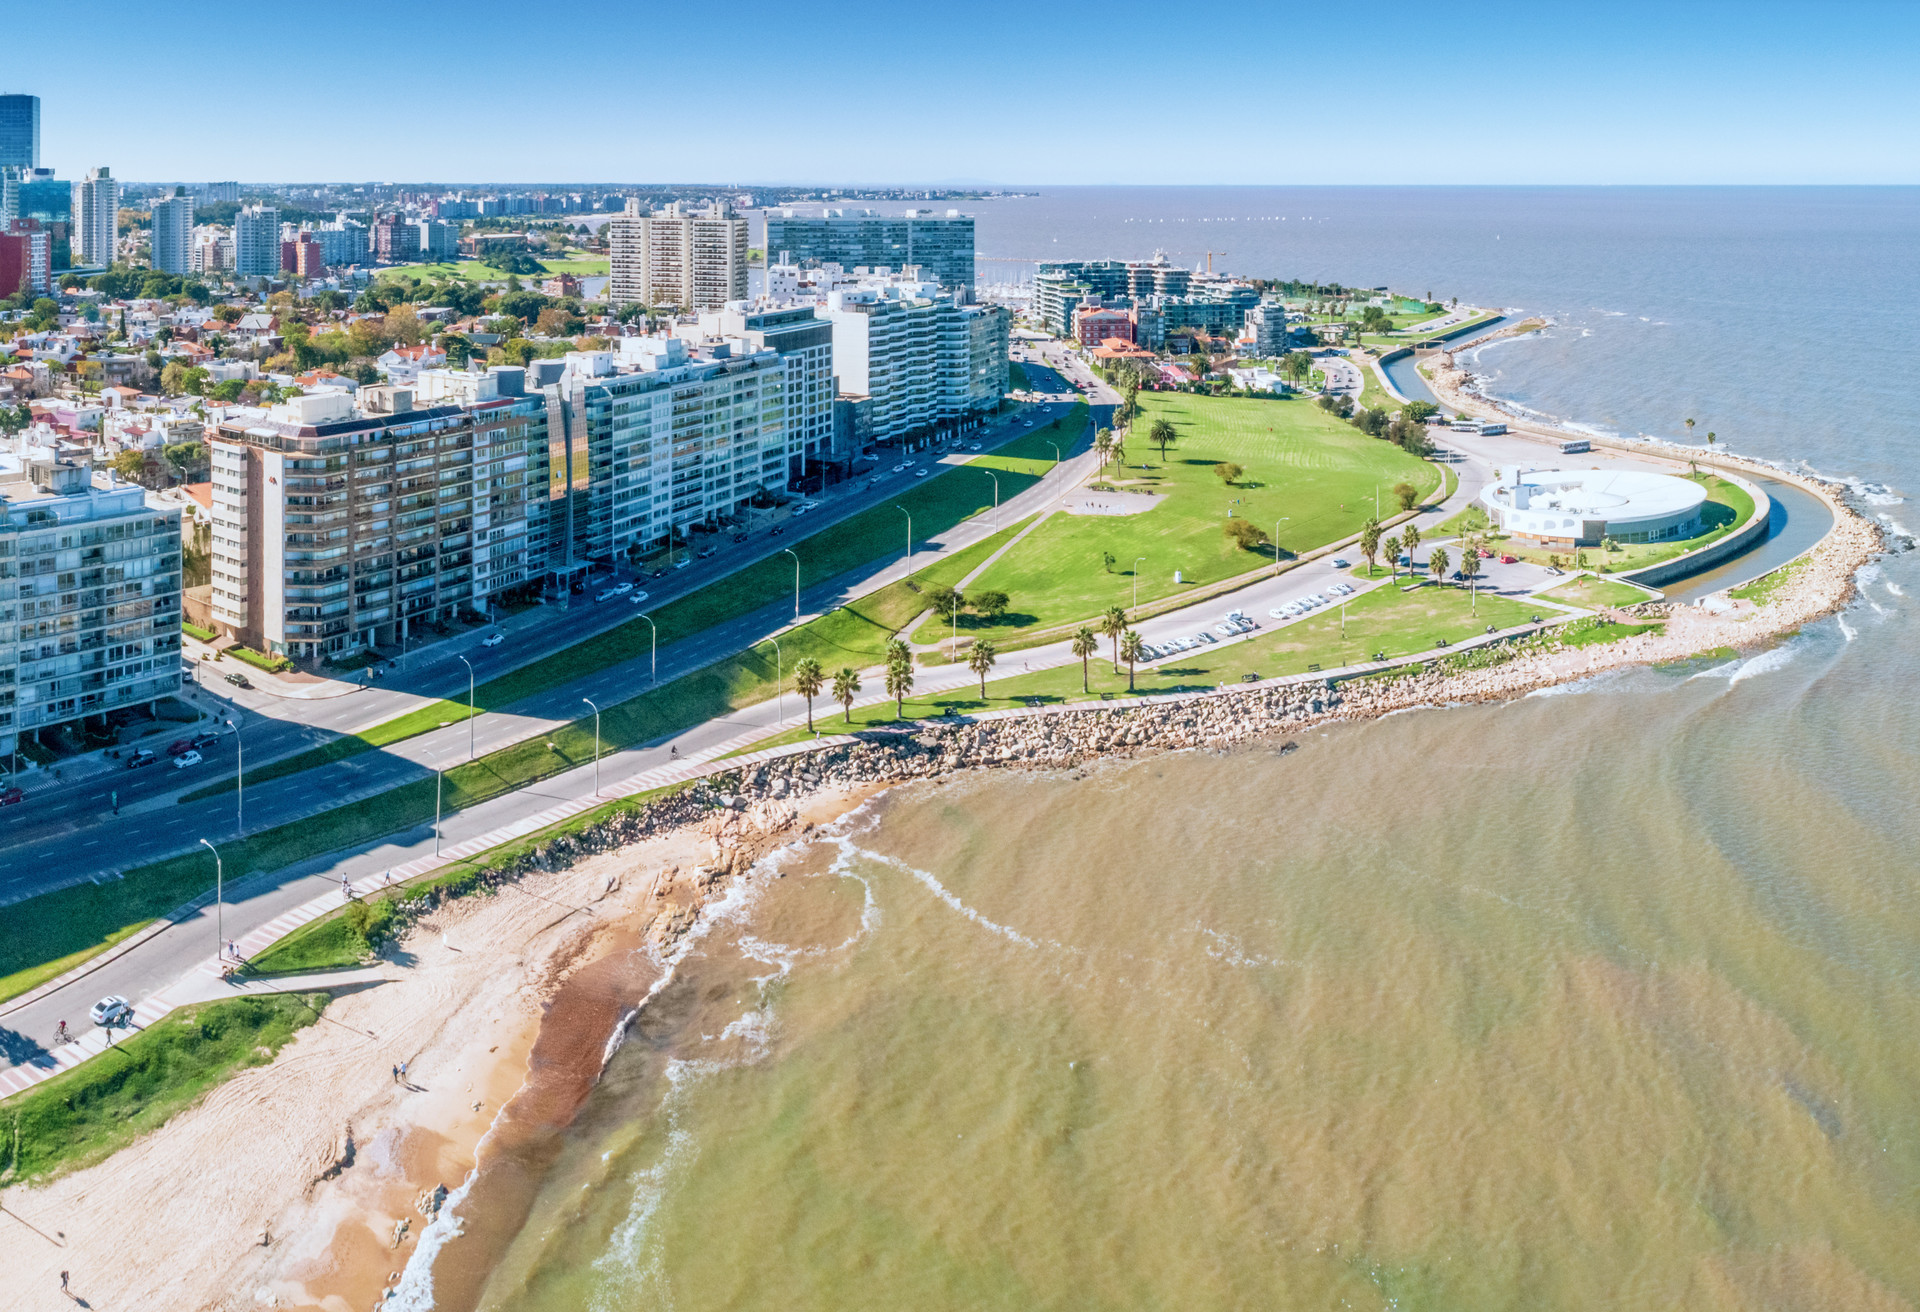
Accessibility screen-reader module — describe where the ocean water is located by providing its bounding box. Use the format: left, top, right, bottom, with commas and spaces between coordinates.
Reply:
451, 189, 1920, 1310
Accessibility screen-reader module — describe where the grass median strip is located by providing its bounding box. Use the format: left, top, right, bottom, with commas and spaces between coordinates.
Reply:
0, 993, 328, 1185
1, 520, 1036, 1003
180, 405, 1086, 805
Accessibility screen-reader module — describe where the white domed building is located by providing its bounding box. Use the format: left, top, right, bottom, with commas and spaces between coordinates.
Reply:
1479, 468, 1707, 547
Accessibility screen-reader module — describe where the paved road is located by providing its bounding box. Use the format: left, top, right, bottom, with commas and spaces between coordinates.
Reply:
0, 400, 1084, 898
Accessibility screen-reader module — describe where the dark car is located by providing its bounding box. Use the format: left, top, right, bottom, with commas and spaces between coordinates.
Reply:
698, 547, 717, 559
127, 749, 158, 769
769, 526, 785, 537
0, 786, 24, 806
224, 671, 251, 688
190, 731, 221, 750
731, 532, 748, 543
167, 738, 194, 756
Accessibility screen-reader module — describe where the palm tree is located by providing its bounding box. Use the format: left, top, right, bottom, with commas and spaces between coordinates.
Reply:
1684, 417, 1696, 443
1401, 522, 1422, 557
1070, 626, 1098, 692
832, 667, 861, 724
1094, 427, 1113, 470
1148, 417, 1176, 465
1100, 605, 1128, 671
792, 657, 824, 730
966, 638, 997, 698
1427, 545, 1450, 584
1707, 431, 1717, 447
1119, 630, 1145, 692
884, 646, 914, 718
1384, 534, 1403, 581
1110, 433, 1127, 469
1359, 518, 1382, 576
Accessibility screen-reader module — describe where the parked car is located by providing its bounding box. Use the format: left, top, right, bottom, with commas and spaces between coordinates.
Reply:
732, 532, 749, 543
0, 786, 24, 807
770, 526, 785, 537
90, 995, 132, 1027
596, 588, 620, 602
126, 749, 158, 769
914, 468, 928, 478
1499, 554, 1519, 564
674, 558, 691, 569
173, 750, 203, 769
481, 632, 505, 647
190, 731, 221, 750
627, 588, 651, 605
225, 671, 251, 688
698, 547, 718, 560
167, 738, 194, 756
612, 581, 633, 595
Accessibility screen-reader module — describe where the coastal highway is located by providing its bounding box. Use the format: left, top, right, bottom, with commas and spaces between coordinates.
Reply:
0, 397, 1081, 890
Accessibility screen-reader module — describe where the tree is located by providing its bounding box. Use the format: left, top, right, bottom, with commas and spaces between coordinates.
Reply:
1428, 545, 1451, 583
1392, 481, 1419, 512
111, 449, 148, 484
832, 667, 861, 724
1706, 431, 1716, 447
926, 584, 965, 621
1094, 427, 1113, 470
1148, 417, 1176, 465
1547, 553, 1563, 572
1213, 461, 1244, 486
1602, 536, 1619, 553
1359, 518, 1383, 575
1401, 523, 1422, 558
159, 361, 189, 397
1071, 627, 1099, 693
1684, 417, 1696, 442
1110, 433, 1127, 469
1101, 605, 1128, 671
1384, 534, 1403, 581
885, 642, 914, 717
1119, 630, 1145, 692
971, 589, 1010, 622
792, 657, 824, 731
1405, 400, 1439, 423
1101, 551, 1116, 573
1224, 519, 1269, 552
1283, 350, 1313, 384
966, 638, 997, 698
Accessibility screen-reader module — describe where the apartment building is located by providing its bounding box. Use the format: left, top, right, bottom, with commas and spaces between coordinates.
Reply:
606, 199, 749, 310
821, 271, 1009, 445
764, 208, 975, 290
70, 166, 117, 267
0, 218, 50, 297
150, 191, 193, 275
0, 448, 183, 758
207, 381, 541, 660
233, 203, 280, 277
373, 215, 420, 264
694, 303, 836, 477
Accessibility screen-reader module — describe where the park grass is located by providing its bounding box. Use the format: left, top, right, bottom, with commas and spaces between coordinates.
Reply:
1554, 616, 1665, 649
915, 393, 1438, 646
249, 894, 401, 975
1538, 575, 1657, 609
0, 993, 327, 1185
378, 258, 609, 285
3, 522, 1037, 999
179, 410, 1087, 803
1730, 553, 1811, 607
762, 581, 1541, 750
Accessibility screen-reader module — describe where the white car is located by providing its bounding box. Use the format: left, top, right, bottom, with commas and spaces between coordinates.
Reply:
173, 749, 203, 769
90, 995, 132, 1027
628, 590, 651, 604
1307, 593, 1329, 606
968, 442, 981, 451
1213, 623, 1237, 637
612, 581, 634, 595
480, 632, 504, 648
596, 588, 619, 602
892, 463, 909, 473
914, 468, 928, 478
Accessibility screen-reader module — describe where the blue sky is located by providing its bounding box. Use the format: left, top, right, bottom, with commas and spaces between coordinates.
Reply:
11, 0, 1919, 184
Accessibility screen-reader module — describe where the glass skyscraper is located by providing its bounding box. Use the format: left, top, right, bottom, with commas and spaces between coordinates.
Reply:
0, 95, 40, 170
764, 210, 975, 290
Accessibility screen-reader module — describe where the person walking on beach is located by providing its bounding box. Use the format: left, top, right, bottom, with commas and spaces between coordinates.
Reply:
392, 1063, 399, 1083
399, 1060, 409, 1085
60, 1270, 69, 1294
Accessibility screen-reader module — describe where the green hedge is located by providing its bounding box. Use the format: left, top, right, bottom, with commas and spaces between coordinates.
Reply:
181, 621, 216, 643
228, 645, 291, 673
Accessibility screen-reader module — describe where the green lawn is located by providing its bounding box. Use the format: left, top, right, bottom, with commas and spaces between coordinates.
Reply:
3, 521, 1039, 1003
1538, 575, 1657, 609
762, 580, 1542, 750
914, 393, 1437, 646
0, 994, 327, 1184
378, 257, 607, 285
1730, 554, 1810, 607
1479, 474, 1756, 574
182, 408, 1087, 804
1555, 616, 1665, 649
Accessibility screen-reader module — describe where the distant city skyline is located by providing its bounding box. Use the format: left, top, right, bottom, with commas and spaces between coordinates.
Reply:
8, 0, 1920, 185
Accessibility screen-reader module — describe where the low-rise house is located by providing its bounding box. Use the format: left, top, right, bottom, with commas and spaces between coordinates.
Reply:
375, 342, 446, 384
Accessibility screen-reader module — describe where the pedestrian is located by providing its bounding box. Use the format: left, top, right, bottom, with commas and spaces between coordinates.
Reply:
670, 745, 677, 759
60, 1270, 68, 1293
391, 1063, 399, 1083
399, 1060, 409, 1084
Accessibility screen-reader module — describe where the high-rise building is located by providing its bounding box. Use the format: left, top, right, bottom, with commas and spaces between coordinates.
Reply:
765, 208, 976, 290
233, 203, 280, 276
0, 219, 51, 296
414, 219, 455, 262
0, 447, 184, 759
607, 199, 748, 310
0, 95, 39, 170
373, 215, 420, 264
199, 181, 240, 204
820, 272, 1009, 445
70, 167, 118, 267
150, 191, 194, 275
696, 303, 837, 479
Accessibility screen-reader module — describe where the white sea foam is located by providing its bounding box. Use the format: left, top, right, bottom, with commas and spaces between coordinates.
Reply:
1838, 617, 1858, 642
1728, 645, 1799, 685
849, 841, 1043, 948
1887, 581, 1906, 597
590, 1122, 696, 1311
1687, 660, 1741, 681
382, 1168, 481, 1312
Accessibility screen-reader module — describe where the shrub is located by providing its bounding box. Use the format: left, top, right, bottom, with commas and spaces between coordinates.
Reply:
181, 621, 216, 643
228, 645, 292, 673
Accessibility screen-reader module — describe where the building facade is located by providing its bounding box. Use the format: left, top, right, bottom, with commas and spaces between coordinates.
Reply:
233, 203, 280, 276
0, 95, 38, 171
695, 303, 836, 478
373, 215, 420, 264
150, 192, 194, 275
822, 274, 1009, 445
764, 209, 975, 290
0, 448, 183, 758
0, 219, 50, 296
70, 167, 118, 268
1243, 300, 1291, 356
607, 199, 749, 310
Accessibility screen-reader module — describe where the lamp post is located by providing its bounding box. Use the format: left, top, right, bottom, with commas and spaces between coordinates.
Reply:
896, 506, 912, 581
434, 766, 443, 856
581, 696, 600, 796
199, 838, 222, 962
1274, 518, 1287, 574
1133, 557, 1146, 612
635, 612, 657, 685
225, 716, 244, 835
782, 548, 800, 620
983, 470, 999, 531
455, 655, 475, 760
766, 637, 784, 726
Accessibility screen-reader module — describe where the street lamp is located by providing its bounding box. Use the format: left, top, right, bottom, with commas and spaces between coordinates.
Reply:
199, 838, 222, 963
225, 716, 244, 835
1133, 557, 1146, 612
896, 505, 912, 580
581, 696, 601, 796
635, 612, 657, 685
434, 766, 443, 856
455, 655, 475, 760
782, 548, 800, 620
766, 637, 784, 726
983, 470, 1000, 531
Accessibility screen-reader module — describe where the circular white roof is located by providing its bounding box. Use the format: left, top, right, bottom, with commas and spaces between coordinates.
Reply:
1480, 469, 1706, 526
